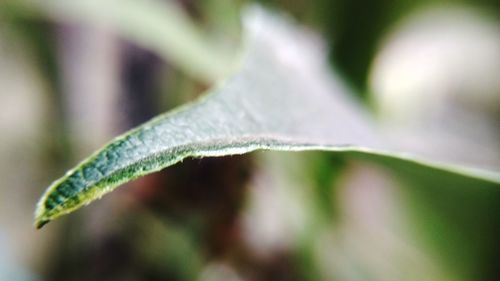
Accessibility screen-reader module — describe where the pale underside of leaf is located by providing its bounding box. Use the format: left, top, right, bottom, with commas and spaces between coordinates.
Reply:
34, 7, 500, 228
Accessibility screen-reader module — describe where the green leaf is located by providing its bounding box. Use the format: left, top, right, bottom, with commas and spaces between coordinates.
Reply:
34, 7, 500, 228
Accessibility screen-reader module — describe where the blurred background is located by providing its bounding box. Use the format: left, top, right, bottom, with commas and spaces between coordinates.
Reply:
0, 0, 499, 280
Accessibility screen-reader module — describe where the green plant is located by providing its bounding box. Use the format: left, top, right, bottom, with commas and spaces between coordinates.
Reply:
31, 4, 499, 228
0, 0, 498, 280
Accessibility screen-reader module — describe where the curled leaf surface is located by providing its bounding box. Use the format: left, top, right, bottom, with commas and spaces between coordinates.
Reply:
34, 7, 500, 228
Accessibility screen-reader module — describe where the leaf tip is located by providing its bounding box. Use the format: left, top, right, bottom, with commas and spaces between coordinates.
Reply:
34, 199, 51, 229
35, 218, 50, 229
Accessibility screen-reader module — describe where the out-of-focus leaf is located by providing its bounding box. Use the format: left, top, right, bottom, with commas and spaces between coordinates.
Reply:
34, 7, 500, 228
17, 0, 235, 83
